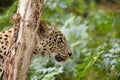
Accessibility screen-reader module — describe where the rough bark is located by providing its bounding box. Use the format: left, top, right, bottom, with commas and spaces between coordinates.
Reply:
3, 0, 44, 80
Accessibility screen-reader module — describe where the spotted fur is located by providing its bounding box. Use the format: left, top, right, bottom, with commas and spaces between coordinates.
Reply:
0, 24, 72, 78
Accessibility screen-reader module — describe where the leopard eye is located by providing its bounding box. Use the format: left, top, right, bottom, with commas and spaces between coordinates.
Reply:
60, 42, 65, 49
57, 41, 65, 49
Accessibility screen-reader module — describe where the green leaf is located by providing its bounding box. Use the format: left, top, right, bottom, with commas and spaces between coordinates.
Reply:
75, 63, 87, 70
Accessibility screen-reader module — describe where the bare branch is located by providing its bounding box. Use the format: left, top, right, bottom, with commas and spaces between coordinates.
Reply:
3, 0, 44, 80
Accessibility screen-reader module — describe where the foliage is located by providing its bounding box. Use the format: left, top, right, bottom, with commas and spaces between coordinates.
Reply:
0, 0, 120, 80
27, 57, 63, 80
0, 0, 18, 31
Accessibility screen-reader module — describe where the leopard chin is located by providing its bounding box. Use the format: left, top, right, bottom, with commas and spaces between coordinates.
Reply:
55, 54, 65, 62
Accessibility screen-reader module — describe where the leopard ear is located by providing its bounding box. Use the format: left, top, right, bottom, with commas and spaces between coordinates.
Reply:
38, 21, 53, 38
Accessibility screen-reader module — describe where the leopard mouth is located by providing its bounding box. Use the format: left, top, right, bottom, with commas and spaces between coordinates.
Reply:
55, 54, 65, 62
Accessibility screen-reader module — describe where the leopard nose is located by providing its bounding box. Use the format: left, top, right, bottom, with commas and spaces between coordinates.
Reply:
68, 51, 72, 56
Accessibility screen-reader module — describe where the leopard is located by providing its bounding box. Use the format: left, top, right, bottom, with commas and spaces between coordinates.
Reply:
0, 22, 72, 78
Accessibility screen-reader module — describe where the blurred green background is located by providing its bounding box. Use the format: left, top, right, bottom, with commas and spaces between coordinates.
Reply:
0, 0, 120, 80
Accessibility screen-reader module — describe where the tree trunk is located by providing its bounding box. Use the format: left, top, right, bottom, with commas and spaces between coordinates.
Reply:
3, 0, 44, 80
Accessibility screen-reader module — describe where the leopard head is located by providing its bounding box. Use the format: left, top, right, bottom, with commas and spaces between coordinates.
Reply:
34, 22, 72, 63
